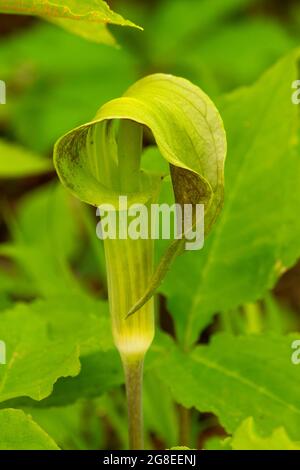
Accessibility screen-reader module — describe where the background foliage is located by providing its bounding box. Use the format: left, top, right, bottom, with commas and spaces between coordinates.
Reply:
1, 0, 300, 450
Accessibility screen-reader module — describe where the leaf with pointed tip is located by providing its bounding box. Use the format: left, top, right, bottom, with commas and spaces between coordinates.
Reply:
0, 0, 141, 45
156, 333, 300, 441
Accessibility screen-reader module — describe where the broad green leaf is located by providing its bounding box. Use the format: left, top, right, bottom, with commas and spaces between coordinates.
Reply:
162, 49, 300, 347
27, 351, 123, 407
230, 417, 300, 450
47, 17, 115, 45
0, 139, 52, 177
0, 351, 122, 409
0, 0, 141, 45
0, 409, 59, 450
1, 330, 173, 408
0, 294, 111, 403
156, 333, 300, 441
54, 74, 226, 313
0, 304, 80, 402
29, 294, 113, 355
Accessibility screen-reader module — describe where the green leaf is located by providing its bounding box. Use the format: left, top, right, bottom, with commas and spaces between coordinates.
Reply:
0, 409, 59, 450
47, 17, 115, 45
0, 294, 112, 403
0, 139, 52, 178
169, 446, 191, 450
156, 333, 300, 441
30, 351, 122, 407
0, 0, 141, 45
1, 330, 173, 408
0, 351, 122, 409
28, 294, 113, 355
230, 417, 300, 450
162, 49, 300, 347
0, 304, 80, 403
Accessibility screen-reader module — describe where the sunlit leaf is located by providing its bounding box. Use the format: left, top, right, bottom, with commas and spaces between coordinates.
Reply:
0, 294, 111, 403
0, 409, 59, 450
162, 49, 300, 347
0, 0, 141, 45
230, 417, 300, 450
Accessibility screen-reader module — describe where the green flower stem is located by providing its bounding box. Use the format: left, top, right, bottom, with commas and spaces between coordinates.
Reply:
123, 354, 144, 450
178, 405, 191, 447
104, 233, 155, 449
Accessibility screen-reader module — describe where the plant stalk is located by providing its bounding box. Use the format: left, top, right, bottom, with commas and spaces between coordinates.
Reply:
103, 119, 156, 449
104, 231, 155, 450
178, 404, 191, 447
122, 354, 144, 449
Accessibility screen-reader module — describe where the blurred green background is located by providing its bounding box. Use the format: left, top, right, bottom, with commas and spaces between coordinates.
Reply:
1, 0, 300, 153
1, 0, 300, 450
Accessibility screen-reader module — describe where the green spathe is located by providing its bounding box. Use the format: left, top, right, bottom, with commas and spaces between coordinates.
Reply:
54, 73, 226, 313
